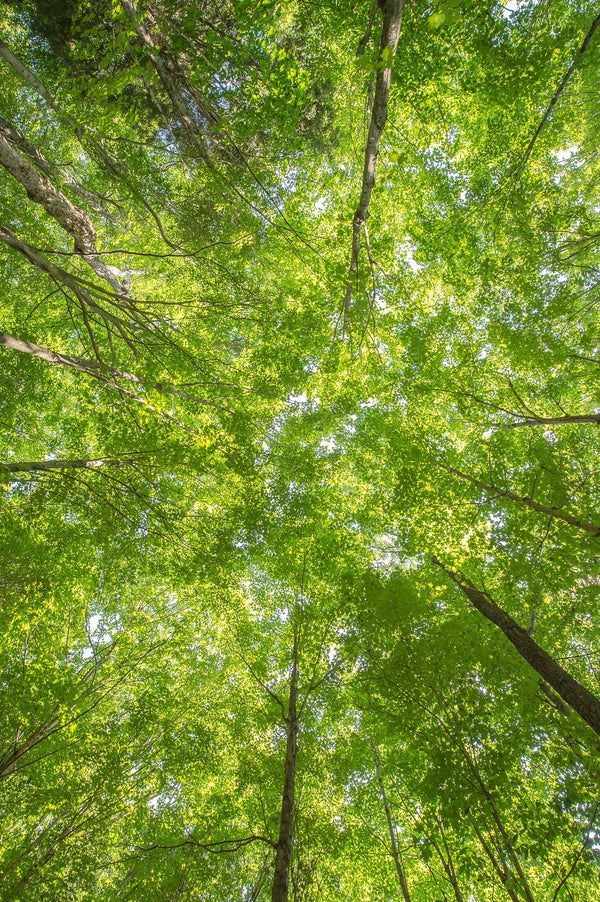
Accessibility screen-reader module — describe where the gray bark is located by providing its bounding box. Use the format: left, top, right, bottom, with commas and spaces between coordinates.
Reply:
433, 558, 600, 737
271, 640, 299, 902
0, 130, 125, 292
0, 710, 59, 779
503, 413, 600, 429
344, 0, 404, 329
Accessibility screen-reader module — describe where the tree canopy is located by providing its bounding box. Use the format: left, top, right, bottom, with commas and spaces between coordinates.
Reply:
1, 1, 600, 900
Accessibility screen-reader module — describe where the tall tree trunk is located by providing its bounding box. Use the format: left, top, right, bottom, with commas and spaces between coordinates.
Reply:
371, 739, 411, 902
0, 115, 119, 220
431, 820, 465, 902
344, 0, 404, 329
433, 558, 600, 736
271, 640, 299, 902
0, 40, 183, 250
120, 0, 211, 162
0, 331, 232, 420
2, 458, 139, 477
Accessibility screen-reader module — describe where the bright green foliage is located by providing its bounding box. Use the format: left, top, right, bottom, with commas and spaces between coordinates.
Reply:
1, 0, 600, 899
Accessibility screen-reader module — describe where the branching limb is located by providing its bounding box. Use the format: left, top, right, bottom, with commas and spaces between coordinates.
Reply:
343, 0, 404, 335
517, 11, 600, 172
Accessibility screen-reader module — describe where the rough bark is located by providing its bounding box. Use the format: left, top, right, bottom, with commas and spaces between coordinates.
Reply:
0, 130, 125, 292
0, 42, 180, 252
441, 461, 600, 536
433, 558, 600, 736
271, 640, 299, 902
0, 115, 54, 175
344, 0, 404, 330
0, 115, 119, 221
371, 740, 411, 902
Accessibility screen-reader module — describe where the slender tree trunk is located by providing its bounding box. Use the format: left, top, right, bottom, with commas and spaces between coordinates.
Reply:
0, 710, 59, 779
3, 458, 138, 477
433, 558, 600, 736
504, 413, 600, 429
344, 0, 404, 328
471, 821, 520, 902
371, 739, 411, 902
0, 331, 233, 418
271, 640, 299, 902
432, 820, 464, 902
0, 41, 182, 249
0, 329, 211, 437
120, 0, 211, 162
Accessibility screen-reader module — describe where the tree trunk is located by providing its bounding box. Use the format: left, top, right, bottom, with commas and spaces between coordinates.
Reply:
471, 821, 521, 902
344, 0, 404, 328
2, 458, 138, 477
0, 710, 59, 779
371, 739, 411, 902
0, 131, 125, 292
0, 331, 232, 419
432, 820, 465, 902
121, 0, 211, 162
271, 640, 299, 902
433, 558, 600, 736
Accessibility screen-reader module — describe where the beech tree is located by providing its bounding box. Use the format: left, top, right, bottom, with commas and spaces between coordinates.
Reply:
1, 0, 600, 899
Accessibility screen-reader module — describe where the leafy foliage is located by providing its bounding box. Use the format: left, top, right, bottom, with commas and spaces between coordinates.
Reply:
1, 0, 600, 899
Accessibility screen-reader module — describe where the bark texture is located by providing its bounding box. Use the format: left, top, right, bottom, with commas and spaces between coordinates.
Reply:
344, 0, 404, 329
271, 642, 299, 902
0, 130, 124, 292
434, 558, 600, 736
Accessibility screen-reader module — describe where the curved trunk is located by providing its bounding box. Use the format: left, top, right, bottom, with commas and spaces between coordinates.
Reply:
0, 131, 125, 292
